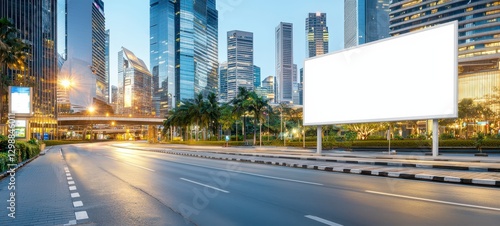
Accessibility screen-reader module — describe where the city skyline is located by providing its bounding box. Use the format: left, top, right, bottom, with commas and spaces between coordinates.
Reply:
105, 0, 343, 89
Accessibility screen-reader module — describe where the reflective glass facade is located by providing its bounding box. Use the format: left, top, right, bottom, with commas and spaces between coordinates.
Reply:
390, 0, 500, 62
1, 0, 58, 139
276, 22, 294, 103
390, 0, 500, 114
227, 30, 254, 101
344, 0, 391, 48
254, 65, 261, 88
117, 48, 153, 116
150, 0, 217, 112
306, 12, 329, 57
219, 62, 228, 102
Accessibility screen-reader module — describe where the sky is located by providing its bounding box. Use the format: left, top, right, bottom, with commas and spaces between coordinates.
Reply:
105, 0, 344, 87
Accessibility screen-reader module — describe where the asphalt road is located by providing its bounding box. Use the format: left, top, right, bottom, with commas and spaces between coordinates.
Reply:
2, 142, 500, 225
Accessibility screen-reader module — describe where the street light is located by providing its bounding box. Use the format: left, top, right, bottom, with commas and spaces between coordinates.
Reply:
88, 106, 95, 140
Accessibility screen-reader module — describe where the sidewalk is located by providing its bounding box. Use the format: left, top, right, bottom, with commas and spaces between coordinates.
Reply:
119, 143, 500, 187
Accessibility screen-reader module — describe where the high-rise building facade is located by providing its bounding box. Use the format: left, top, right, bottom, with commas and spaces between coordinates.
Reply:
219, 62, 228, 102
254, 65, 261, 88
344, 0, 391, 48
60, 0, 106, 113
117, 47, 153, 116
105, 29, 110, 103
150, 0, 218, 114
306, 12, 329, 57
299, 68, 304, 105
227, 30, 254, 101
276, 22, 294, 104
389, 0, 500, 112
1, 0, 58, 139
261, 75, 275, 102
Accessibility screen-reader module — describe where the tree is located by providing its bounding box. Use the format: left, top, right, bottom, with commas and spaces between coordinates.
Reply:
458, 98, 493, 138
247, 92, 270, 145
231, 87, 251, 142
0, 17, 30, 124
346, 123, 381, 140
205, 92, 220, 140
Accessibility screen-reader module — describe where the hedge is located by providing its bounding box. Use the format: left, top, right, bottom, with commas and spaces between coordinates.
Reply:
0, 140, 41, 173
164, 139, 500, 149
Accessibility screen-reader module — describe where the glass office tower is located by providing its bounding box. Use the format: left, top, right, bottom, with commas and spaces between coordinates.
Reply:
117, 47, 153, 116
390, 0, 500, 112
227, 30, 254, 101
306, 12, 329, 57
344, 0, 391, 48
1, 0, 58, 139
276, 22, 294, 104
150, 0, 218, 114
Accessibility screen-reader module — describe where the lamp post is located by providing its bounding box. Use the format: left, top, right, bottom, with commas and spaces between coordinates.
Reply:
88, 106, 95, 140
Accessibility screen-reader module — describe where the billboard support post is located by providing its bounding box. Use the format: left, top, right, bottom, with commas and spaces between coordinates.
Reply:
316, 126, 322, 155
432, 119, 439, 157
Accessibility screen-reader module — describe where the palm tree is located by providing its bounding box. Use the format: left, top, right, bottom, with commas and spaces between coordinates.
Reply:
0, 17, 30, 124
205, 92, 220, 140
231, 87, 251, 143
247, 92, 270, 145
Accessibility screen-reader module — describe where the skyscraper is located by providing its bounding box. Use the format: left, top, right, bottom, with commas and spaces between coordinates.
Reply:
306, 12, 329, 57
389, 0, 500, 112
1, 0, 58, 139
105, 29, 110, 103
276, 22, 294, 104
254, 65, 261, 88
227, 30, 254, 101
117, 47, 153, 116
150, 0, 218, 114
219, 62, 228, 102
344, 0, 390, 48
61, 0, 107, 112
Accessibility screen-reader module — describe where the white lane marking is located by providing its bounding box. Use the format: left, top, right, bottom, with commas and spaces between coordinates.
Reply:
104, 156, 155, 172
366, 190, 500, 212
169, 160, 323, 186
305, 215, 343, 226
68, 181, 75, 185
180, 178, 230, 193
69, 186, 77, 191
63, 220, 77, 226
73, 201, 83, 207
75, 211, 89, 220
64, 167, 68, 170
66, 173, 71, 177
415, 174, 433, 180
71, 192, 80, 198
444, 176, 461, 183
67, 177, 73, 180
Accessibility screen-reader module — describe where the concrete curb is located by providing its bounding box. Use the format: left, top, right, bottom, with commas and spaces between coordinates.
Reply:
159, 150, 500, 187
109, 145, 500, 187
146, 147, 500, 172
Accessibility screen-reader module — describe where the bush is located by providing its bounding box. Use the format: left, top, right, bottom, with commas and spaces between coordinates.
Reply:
0, 140, 40, 173
440, 133, 455, 140
367, 135, 385, 140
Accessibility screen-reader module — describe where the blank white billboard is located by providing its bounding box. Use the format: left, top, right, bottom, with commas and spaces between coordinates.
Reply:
304, 21, 457, 126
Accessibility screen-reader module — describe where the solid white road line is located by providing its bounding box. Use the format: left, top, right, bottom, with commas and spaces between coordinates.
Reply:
180, 178, 230, 193
71, 192, 80, 198
73, 201, 83, 207
104, 156, 155, 172
305, 215, 343, 226
173, 161, 323, 186
75, 211, 89, 220
366, 190, 500, 212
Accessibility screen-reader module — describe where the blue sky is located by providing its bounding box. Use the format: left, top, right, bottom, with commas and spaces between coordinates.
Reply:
105, 0, 344, 87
